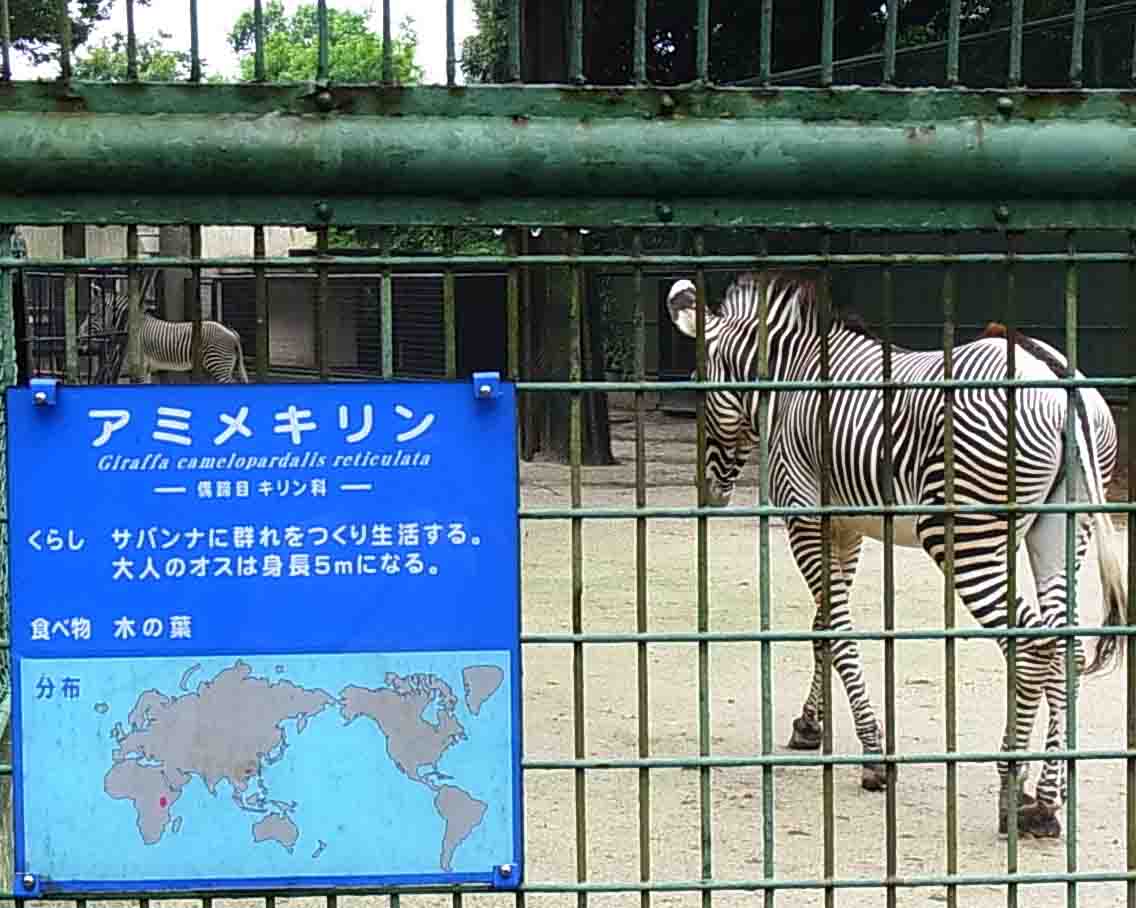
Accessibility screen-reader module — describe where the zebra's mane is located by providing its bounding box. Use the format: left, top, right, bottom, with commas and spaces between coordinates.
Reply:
720, 269, 884, 343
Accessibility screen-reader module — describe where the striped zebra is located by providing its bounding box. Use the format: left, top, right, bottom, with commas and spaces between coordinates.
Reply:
80, 284, 249, 383
666, 271, 1125, 839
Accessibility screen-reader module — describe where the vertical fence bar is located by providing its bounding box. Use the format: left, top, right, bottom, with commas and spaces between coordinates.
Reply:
446, 0, 456, 85
124, 0, 138, 80
508, 0, 520, 80
1070, 0, 1086, 87
381, 227, 393, 379
759, 0, 772, 84
754, 232, 775, 908
696, 0, 710, 82
1131, 20, 1136, 86
254, 226, 269, 379
0, 0, 10, 81
569, 0, 583, 83
568, 231, 587, 908
881, 240, 898, 908
1009, 0, 1024, 87
946, 0, 961, 84
631, 227, 651, 908
507, 0, 521, 81
506, 229, 519, 382
189, 0, 201, 82
1004, 232, 1020, 908
316, 0, 329, 82
0, 227, 13, 759
316, 227, 329, 381
941, 231, 959, 908
62, 256, 78, 386
126, 226, 144, 383
382, 0, 393, 83
189, 225, 203, 381
1128, 229, 1136, 908
1063, 229, 1080, 908
253, 0, 266, 81
633, 0, 647, 84
57, 0, 71, 81
692, 229, 712, 908
820, 0, 834, 86
443, 228, 456, 379
519, 229, 533, 460
818, 233, 835, 908
883, 0, 898, 84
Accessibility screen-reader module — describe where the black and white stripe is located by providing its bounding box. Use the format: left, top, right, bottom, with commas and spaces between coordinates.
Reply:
667, 270, 1125, 837
80, 284, 249, 384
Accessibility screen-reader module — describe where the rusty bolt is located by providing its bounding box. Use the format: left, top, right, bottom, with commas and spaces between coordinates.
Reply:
314, 201, 333, 222
996, 96, 1014, 116
994, 204, 1011, 223
655, 203, 675, 223
315, 89, 335, 112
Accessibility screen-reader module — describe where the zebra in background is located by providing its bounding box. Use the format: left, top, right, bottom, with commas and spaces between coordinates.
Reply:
666, 271, 1125, 839
79, 282, 249, 383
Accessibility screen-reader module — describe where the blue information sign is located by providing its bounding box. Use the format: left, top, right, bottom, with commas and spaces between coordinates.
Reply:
6, 377, 522, 896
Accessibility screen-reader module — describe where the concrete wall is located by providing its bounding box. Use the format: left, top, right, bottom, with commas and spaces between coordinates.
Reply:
18, 225, 314, 259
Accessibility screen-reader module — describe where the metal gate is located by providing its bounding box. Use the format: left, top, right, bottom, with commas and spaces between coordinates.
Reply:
1, 1, 1135, 906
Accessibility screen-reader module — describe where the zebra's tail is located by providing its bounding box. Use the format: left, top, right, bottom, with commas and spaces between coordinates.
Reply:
984, 321, 1126, 676
1071, 416, 1126, 677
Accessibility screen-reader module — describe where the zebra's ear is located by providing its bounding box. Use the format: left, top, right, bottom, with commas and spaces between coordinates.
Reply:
666, 279, 700, 339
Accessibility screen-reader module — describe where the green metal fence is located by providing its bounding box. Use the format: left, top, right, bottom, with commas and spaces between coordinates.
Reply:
2, 0, 1136, 905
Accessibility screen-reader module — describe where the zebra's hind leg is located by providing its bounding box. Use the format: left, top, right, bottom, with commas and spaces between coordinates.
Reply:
920, 516, 1053, 836
1013, 511, 1096, 839
785, 521, 886, 790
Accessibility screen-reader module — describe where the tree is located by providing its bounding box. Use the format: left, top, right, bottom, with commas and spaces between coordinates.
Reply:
228, 2, 428, 249
228, 0, 422, 83
73, 30, 194, 81
6, 0, 110, 65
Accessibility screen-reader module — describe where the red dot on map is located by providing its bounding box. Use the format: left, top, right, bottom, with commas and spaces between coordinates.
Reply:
159, 797, 168, 808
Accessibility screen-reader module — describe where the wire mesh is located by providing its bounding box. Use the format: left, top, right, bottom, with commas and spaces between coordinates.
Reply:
0, 0, 1133, 906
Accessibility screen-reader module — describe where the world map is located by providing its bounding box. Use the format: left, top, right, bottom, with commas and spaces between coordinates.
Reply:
102, 659, 505, 873
17, 652, 513, 885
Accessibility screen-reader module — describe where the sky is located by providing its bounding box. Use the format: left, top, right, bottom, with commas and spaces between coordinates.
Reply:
10, 0, 478, 84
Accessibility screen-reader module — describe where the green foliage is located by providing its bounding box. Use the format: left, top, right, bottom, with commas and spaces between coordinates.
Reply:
7, 0, 111, 64
73, 30, 193, 81
326, 226, 504, 257
228, 0, 422, 83
6, 0, 109, 63
460, 0, 511, 84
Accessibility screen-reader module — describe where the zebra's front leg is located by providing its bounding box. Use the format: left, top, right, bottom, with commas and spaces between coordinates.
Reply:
790, 540, 858, 754
785, 521, 885, 791
787, 607, 827, 751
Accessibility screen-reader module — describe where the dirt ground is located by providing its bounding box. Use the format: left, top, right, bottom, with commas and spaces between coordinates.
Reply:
507, 404, 1134, 908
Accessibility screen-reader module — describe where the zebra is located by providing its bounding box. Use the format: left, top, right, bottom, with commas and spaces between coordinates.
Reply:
665, 270, 1125, 839
79, 283, 249, 383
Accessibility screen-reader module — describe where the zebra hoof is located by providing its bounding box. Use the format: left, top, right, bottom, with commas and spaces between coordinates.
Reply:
788, 716, 822, 750
997, 790, 1038, 835
1008, 802, 1062, 840
861, 762, 888, 792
